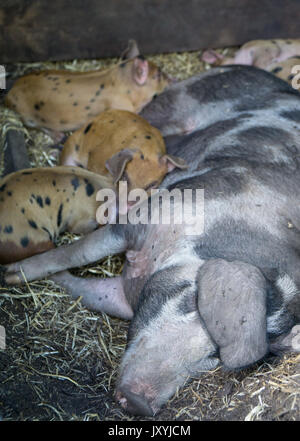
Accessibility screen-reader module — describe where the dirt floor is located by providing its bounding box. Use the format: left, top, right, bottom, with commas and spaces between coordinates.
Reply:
0, 47, 300, 422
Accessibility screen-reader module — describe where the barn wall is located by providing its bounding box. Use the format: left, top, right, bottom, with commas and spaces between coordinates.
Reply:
0, 0, 300, 62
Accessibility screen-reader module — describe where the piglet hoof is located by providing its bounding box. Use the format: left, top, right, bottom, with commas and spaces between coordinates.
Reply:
201, 49, 223, 64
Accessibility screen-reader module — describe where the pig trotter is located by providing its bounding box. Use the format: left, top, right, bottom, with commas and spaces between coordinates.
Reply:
51, 271, 133, 320
201, 49, 224, 64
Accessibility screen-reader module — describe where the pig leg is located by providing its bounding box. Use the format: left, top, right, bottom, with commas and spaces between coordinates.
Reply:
4, 225, 127, 285
198, 258, 268, 369
233, 48, 256, 65
51, 271, 133, 320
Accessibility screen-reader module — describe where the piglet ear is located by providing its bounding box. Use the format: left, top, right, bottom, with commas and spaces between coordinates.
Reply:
160, 154, 188, 172
105, 149, 135, 184
133, 57, 149, 85
197, 259, 268, 369
121, 39, 140, 60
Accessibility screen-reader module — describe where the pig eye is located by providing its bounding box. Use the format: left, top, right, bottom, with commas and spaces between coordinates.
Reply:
153, 94, 158, 99
144, 181, 159, 191
120, 170, 130, 185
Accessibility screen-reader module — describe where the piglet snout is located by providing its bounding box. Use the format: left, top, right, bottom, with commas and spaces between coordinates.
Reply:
116, 385, 155, 416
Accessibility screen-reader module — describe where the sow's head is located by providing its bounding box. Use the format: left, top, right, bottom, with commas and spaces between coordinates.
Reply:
115, 259, 268, 416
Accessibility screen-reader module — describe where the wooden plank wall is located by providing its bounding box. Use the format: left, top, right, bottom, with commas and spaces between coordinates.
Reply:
0, 0, 300, 63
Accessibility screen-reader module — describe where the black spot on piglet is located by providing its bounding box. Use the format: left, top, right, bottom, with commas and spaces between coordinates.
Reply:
20, 237, 29, 248
84, 123, 92, 134
36, 196, 43, 208
57, 203, 63, 228
28, 220, 38, 229
271, 66, 283, 74
85, 182, 95, 197
71, 177, 80, 191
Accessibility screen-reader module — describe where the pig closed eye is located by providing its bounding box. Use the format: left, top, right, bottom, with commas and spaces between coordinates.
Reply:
144, 181, 159, 191
120, 171, 130, 184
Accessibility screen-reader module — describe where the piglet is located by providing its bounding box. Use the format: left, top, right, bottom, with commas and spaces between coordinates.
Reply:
201, 39, 300, 88
202, 39, 300, 68
0, 166, 114, 264
60, 109, 187, 198
5, 41, 171, 135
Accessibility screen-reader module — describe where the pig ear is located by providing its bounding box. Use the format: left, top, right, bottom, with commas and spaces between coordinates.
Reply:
133, 57, 149, 85
105, 149, 135, 184
160, 154, 188, 172
197, 259, 268, 369
121, 39, 140, 60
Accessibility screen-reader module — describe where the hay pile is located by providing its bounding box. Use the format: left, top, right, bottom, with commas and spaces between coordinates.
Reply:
0, 47, 299, 421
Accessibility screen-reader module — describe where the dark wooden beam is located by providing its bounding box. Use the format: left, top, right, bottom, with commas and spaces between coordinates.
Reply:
0, 0, 300, 63
3, 130, 30, 177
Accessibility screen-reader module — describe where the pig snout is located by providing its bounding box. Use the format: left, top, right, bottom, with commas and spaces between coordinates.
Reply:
116, 384, 156, 416
115, 348, 163, 416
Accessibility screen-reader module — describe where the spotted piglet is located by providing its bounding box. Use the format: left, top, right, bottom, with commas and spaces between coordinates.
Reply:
5, 41, 171, 136
202, 39, 300, 87
266, 56, 300, 88
60, 109, 187, 201
0, 166, 114, 264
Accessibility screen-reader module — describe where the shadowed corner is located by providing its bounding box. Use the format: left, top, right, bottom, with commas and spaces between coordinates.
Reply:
0, 264, 8, 287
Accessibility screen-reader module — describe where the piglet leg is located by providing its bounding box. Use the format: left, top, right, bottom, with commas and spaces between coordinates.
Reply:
4, 225, 127, 285
51, 271, 133, 320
